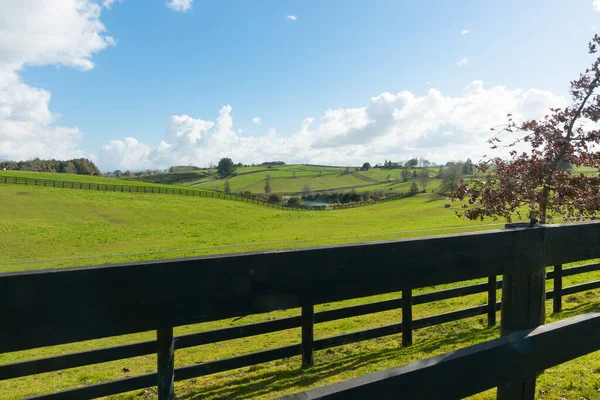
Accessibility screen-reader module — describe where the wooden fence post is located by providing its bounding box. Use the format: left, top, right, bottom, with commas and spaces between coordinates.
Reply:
402, 289, 413, 347
301, 304, 315, 369
497, 224, 546, 400
487, 276, 497, 327
553, 264, 562, 313
156, 327, 175, 400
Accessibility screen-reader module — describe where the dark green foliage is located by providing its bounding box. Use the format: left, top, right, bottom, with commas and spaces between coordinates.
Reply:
262, 161, 286, 166
410, 181, 419, 194
405, 158, 418, 168
224, 179, 231, 194
268, 193, 281, 203
169, 165, 201, 173
287, 197, 302, 207
462, 158, 473, 175
401, 168, 411, 182
217, 158, 236, 178
361, 162, 371, 171
0, 157, 100, 176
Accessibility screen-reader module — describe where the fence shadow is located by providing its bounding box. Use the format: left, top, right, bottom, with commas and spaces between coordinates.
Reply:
179, 326, 499, 399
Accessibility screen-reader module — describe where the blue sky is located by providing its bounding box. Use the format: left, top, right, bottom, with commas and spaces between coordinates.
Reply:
2, 0, 600, 170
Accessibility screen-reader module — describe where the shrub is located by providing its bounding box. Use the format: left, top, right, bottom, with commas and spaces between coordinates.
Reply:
287, 197, 302, 207
268, 193, 281, 203
410, 181, 419, 194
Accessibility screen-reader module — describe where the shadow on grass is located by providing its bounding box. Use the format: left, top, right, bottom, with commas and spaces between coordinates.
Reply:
550, 299, 600, 321
178, 326, 499, 400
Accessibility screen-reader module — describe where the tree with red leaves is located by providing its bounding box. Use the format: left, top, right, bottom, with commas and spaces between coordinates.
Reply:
454, 35, 600, 224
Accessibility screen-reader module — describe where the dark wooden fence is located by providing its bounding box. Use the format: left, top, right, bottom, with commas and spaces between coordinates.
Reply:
2, 222, 600, 399
0, 175, 413, 211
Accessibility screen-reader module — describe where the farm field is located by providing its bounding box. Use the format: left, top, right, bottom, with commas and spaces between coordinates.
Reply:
114, 164, 439, 194
0, 170, 191, 188
1, 179, 600, 400
0, 181, 486, 273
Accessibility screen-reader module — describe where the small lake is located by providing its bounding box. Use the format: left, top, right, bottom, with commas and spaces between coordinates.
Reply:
302, 200, 330, 207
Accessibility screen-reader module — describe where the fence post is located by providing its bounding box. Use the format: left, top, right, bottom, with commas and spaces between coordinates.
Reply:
497, 224, 546, 400
402, 289, 413, 346
553, 264, 562, 313
301, 304, 315, 369
156, 327, 175, 400
487, 275, 497, 327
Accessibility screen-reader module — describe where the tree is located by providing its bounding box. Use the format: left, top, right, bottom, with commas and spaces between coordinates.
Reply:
217, 158, 236, 178
418, 157, 431, 168
292, 171, 297, 178
319, 169, 324, 177
410, 181, 419, 194
401, 168, 411, 182
439, 163, 462, 194
264, 176, 272, 193
268, 193, 281, 203
417, 170, 430, 191
224, 179, 231, 194
462, 158, 474, 175
302, 182, 312, 196
361, 162, 371, 171
405, 158, 418, 168
287, 197, 302, 207
454, 36, 600, 223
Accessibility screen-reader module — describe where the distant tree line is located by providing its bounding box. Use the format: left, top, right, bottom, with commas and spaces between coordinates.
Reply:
0, 157, 100, 176
169, 165, 202, 173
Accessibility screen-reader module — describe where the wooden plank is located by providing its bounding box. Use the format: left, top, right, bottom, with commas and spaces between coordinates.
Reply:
302, 305, 315, 368
401, 290, 412, 347
0, 341, 155, 381
0, 226, 546, 353
498, 252, 546, 400
553, 265, 562, 313
544, 221, 600, 265
315, 298, 402, 323
412, 304, 494, 330
156, 328, 174, 400
314, 323, 403, 351
561, 280, 600, 296
174, 344, 301, 381
546, 262, 600, 279
24, 373, 156, 400
280, 312, 600, 400
488, 276, 497, 327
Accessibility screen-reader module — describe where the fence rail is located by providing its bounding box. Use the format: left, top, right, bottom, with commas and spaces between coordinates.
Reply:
2, 222, 600, 399
0, 175, 414, 212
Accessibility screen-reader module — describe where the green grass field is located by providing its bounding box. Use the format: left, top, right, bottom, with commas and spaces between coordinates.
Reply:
0, 170, 198, 190
1, 176, 599, 399
103, 164, 442, 194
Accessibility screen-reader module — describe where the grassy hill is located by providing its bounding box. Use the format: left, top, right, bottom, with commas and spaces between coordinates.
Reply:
186, 165, 440, 194
0, 181, 599, 399
0, 182, 486, 273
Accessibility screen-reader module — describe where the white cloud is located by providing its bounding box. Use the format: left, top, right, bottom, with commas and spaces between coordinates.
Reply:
102, 0, 123, 8
166, 0, 193, 12
457, 57, 469, 67
594, 0, 600, 12
461, 29, 469, 35
287, 15, 297, 21
0, 0, 114, 162
98, 82, 565, 170
252, 117, 262, 125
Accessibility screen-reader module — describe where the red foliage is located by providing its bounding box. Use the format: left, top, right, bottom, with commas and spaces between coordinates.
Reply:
453, 35, 600, 223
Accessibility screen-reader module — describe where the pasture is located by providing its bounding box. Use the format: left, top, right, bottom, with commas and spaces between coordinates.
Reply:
1, 178, 600, 399
114, 164, 442, 195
